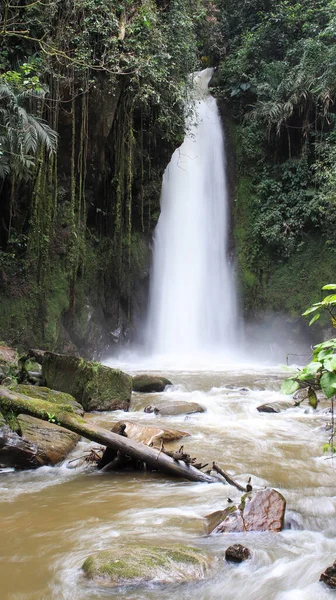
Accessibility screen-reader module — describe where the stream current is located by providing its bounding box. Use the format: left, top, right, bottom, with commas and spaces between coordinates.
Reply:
0, 366, 335, 599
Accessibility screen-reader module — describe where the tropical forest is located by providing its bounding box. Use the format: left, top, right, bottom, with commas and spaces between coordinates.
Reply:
0, 1, 336, 598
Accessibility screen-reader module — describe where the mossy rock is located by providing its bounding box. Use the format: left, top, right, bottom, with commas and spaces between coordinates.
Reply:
0, 345, 19, 381
82, 545, 210, 586
132, 374, 173, 393
0, 412, 78, 469
9, 384, 84, 416
42, 352, 132, 411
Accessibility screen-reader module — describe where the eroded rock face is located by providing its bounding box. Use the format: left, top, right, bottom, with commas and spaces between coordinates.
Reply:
225, 544, 251, 563
82, 545, 210, 586
0, 345, 19, 381
320, 560, 336, 588
0, 413, 78, 469
42, 352, 132, 411
111, 420, 190, 446
132, 374, 172, 393
144, 401, 205, 416
207, 489, 286, 534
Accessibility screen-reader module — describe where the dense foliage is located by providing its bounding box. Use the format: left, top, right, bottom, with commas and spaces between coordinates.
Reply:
212, 0, 336, 316
1, 0, 336, 352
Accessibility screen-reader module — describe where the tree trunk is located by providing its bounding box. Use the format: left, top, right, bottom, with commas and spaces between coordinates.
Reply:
0, 388, 217, 483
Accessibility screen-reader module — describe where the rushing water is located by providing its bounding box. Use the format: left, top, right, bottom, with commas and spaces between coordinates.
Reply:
1, 367, 335, 600
145, 68, 239, 357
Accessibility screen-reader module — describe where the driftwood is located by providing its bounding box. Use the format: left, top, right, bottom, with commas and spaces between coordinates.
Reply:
0, 388, 217, 483
212, 462, 248, 492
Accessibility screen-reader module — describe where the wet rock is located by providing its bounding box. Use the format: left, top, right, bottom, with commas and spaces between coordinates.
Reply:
42, 352, 132, 411
9, 384, 84, 416
0, 413, 78, 469
320, 560, 336, 588
82, 545, 210, 586
144, 401, 205, 416
111, 420, 190, 446
257, 401, 294, 413
207, 488, 286, 534
0, 345, 19, 381
132, 374, 172, 393
225, 544, 251, 563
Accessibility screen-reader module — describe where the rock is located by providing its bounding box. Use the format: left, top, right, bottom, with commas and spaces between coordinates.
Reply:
225, 544, 251, 563
257, 401, 294, 413
82, 545, 210, 586
132, 374, 172, 393
0, 413, 78, 469
0, 345, 19, 381
320, 560, 336, 588
207, 488, 286, 534
111, 420, 190, 446
42, 352, 132, 411
144, 401, 205, 416
9, 384, 84, 416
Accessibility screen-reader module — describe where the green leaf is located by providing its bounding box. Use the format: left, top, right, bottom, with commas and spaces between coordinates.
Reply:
304, 361, 322, 375
322, 284, 336, 290
320, 371, 336, 398
308, 387, 318, 409
302, 305, 321, 316
318, 349, 334, 361
309, 313, 320, 326
323, 355, 336, 372
281, 379, 300, 395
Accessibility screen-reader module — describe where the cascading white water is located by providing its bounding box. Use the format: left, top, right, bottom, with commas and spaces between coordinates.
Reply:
146, 68, 239, 357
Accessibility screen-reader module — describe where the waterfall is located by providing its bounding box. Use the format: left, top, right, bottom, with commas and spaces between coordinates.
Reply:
145, 68, 239, 358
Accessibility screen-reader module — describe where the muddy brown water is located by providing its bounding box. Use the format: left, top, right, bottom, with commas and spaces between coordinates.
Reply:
0, 367, 335, 599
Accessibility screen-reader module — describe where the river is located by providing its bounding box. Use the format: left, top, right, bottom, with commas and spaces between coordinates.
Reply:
0, 365, 335, 599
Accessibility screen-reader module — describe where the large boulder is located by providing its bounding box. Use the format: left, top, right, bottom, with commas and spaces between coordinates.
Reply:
82, 545, 210, 586
9, 384, 84, 416
225, 544, 251, 563
132, 374, 172, 393
0, 345, 19, 381
42, 352, 132, 411
320, 560, 336, 588
257, 401, 294, 413
206, 488, 286, 534
110, 420, 190, 446
144, 401, 205, 416
0, 413, 78, 469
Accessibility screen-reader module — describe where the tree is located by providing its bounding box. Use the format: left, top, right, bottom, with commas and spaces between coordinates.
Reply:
0, 80, 58, 181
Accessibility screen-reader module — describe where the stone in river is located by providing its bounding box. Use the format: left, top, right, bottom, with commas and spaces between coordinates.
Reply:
225, 544, 251, 563
207, 488, 286, 534
110, 420, 190, 446
320, 560, 336, 588
82, 545, 210, 586
0, 413, 78, 469
132, 374, 172, 393
257, 401, 294, 413
144, 401, 205, 416
42, 351, 132, 411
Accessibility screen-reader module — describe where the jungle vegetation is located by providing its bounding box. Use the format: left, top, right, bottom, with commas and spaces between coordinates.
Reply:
1, 0, 336, 352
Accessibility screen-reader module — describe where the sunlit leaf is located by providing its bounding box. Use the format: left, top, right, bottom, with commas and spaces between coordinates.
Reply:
323, 355, 336, 372
309, 313, 320, 326
281, 379, 300, 395
322, 284, 336, 290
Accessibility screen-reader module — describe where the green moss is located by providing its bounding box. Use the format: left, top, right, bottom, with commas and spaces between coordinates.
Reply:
42, 352, 132, 411
9, 384, 83, 416
82, 545, 210, 584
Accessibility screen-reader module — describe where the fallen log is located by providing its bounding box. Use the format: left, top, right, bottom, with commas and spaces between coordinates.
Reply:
0, 387, 217, 483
